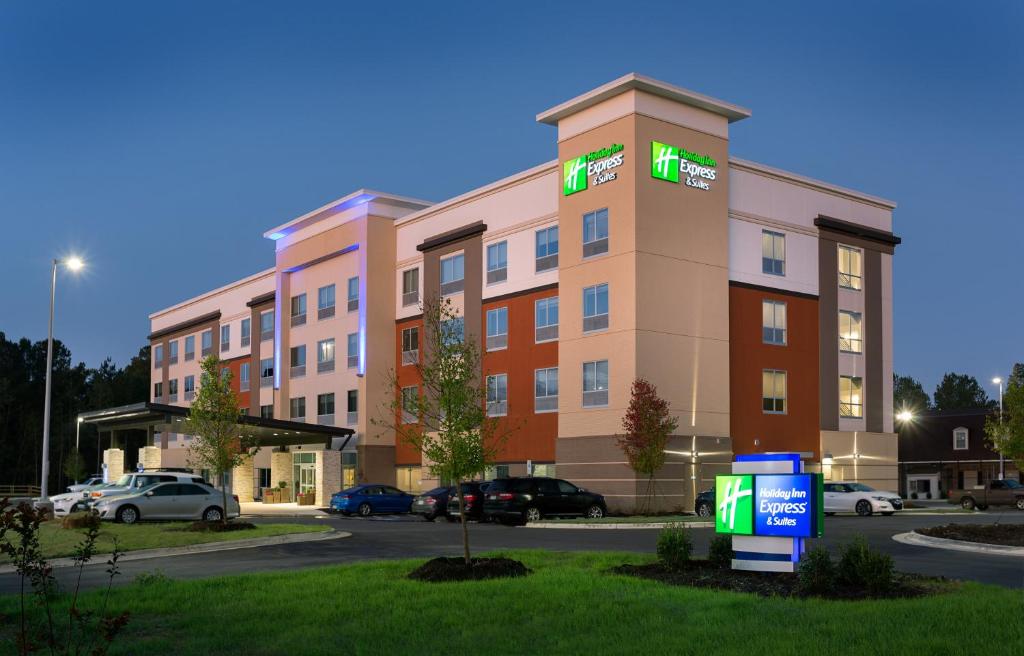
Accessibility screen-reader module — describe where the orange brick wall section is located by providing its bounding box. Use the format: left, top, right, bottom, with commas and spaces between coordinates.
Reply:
394, 316, 424, 466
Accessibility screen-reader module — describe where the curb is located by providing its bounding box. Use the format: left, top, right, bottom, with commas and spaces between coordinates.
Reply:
0, 529, 351, 574
528, 521, 714, 530
892, 531, 1024, 557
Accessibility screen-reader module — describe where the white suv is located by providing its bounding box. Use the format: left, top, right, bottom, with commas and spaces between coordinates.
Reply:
87, 471, 208, 505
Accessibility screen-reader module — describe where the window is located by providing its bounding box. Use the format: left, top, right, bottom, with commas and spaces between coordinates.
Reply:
347, 333, 359, 368
440, 253, 465, 295
402, 268, 419, 307
486, 241, 507, 284
762, 230, 785, 276
259, 311, 274, 341
290, 397, 305, 421
401, 386, 418, 424
762, 370, 787, 414
168, 378, 179, 402
838, 245, 863, 290
201, 329, 213, 356
583, 283, 609, 332
839, 310, 863, 353
536, 226, 559, 272
401, 327, 419, 365
260, 404, 273, 419
168, 340, 178, 364
953, 427, 969, 451
535, 296, 559, 342
347, 276, 359, 312
317, 284, 336, 319
239, 362, 250, 392
290, 344, 306, 378
487, 374, 508, 416
221, 366, 230, 380
762, 300, 787, 345
442, 317, 464, 345
839, 375, 863, 418
291, 294, 307, 327
317, 393, 335, 424
153, 344, 164, 368
317, 338, 336, 373
582, 360, 609, 407
486, 307, 508, 351
240, 318, 251, 347
220, 325, 230, 352
535, 367, 558, 413
184, 375, 196, 401
582, 208, 609, 258
184, 335, 195, 361
153, 381, 163, 400
347, 389, 358, 425
260, 357, 273, 387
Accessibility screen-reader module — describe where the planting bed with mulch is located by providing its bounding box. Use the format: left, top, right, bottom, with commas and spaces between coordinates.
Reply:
186, 521, 257, 533
917, 523, 1024, 547
408, 556, 529, 582
611, 560, 949, 600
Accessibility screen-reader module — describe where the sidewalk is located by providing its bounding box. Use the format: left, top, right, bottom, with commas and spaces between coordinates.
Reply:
241, 502, 330, 517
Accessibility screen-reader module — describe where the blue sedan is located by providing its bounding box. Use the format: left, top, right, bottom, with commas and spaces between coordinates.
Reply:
330, 484, 414, 516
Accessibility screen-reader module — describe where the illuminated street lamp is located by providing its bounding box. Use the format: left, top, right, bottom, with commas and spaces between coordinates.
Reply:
993, 377, 1004, 480
896, 410, 914, 423
37, 256, 85, 508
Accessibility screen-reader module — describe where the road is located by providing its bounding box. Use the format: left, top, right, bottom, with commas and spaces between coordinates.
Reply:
3, 511, 1023, 594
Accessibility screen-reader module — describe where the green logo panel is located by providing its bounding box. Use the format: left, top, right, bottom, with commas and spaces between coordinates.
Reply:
715, 474, 753, 535
563, 156, 587, 195
650, 141, 679, 182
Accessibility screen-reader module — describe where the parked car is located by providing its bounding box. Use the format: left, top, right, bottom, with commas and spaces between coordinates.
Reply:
329, 484, 414, 516
694, 487, 715, 517
823, 481, 903, 516
87, 471, 207, 505
445, 481, 491, 522
483, 477, 606, 525
411, 486, 453, 521
93, 481, 240, 524
51, 490, 96, 516
67, 477, 104, 493
948, 479, 1024, 511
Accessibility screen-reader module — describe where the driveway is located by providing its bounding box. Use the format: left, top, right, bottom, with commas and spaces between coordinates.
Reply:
3, 511, 1022, 594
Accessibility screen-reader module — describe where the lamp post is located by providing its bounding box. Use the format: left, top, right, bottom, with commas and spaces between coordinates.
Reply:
993, 377, 1004, 480
38, 256, 84, 507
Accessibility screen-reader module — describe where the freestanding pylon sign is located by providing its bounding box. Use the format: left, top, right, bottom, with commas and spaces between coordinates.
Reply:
715, 453, 824, 572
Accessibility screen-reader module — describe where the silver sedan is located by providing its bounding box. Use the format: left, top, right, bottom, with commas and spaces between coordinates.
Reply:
93, 482, 241, 524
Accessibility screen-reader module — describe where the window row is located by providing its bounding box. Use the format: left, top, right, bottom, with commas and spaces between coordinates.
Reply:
290, 277, 360, 326
761, 370, 864, 418
153, 375, 197, 402
153, 330, 216, 368
288, 390, 359, 426
285, 335, 360, 378
760, 300, 864, 354
760, 230, 864, 290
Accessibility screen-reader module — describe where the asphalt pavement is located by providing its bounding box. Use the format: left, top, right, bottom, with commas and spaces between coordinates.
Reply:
3, 511, 1023, 594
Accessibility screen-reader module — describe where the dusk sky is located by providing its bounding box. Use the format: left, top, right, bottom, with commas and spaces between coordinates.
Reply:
1, 1, 1021, 397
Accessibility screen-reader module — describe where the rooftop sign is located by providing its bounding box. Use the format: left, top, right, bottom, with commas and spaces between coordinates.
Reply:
563, 143, 625, 196
650, 140, 718, 191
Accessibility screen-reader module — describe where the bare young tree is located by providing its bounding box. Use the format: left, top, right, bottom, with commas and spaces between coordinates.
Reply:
618, 378, 679, 515
373, 297, 509, 564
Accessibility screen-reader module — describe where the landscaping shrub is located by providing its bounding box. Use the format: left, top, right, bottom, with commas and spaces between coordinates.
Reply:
61, 510, 101, 530
707, 535, 733, 569
134, 571, 172, 586
838, 537, 894, 595
797, 546, 836, 595
656, 523, 692, 570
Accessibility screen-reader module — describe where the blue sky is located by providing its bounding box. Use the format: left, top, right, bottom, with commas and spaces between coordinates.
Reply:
1, 1, 1021, 396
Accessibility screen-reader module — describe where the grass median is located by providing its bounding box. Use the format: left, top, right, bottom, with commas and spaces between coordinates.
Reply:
2, 550, 1020, 655
3, 520, 330, 560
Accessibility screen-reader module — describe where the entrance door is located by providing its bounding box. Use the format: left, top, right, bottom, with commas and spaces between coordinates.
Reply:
292, 452, 317, 501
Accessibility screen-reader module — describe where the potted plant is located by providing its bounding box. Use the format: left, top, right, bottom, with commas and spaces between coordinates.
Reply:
262, 487, 276, 504
278, 481, 289, 503
298, 491, 315, 506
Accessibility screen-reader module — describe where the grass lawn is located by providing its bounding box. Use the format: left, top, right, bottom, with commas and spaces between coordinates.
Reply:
3, 521, 329, 560
2, 550, 1021, 655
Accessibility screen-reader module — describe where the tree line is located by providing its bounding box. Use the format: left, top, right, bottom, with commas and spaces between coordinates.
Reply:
0, 332, 150, 494
893, 365, 1024, 414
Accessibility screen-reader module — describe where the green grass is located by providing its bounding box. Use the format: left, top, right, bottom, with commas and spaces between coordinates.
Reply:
3, 521, 329, 560
544, 514, 707, 524
2, 550, 1021, 655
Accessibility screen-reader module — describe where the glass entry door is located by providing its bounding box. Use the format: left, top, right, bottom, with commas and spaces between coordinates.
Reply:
292, 452, 317, 501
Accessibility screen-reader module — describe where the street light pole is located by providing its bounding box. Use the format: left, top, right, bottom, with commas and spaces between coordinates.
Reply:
993, 377, 1004, 480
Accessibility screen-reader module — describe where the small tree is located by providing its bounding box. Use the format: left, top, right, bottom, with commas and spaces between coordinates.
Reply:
63, 448, 88, 484
374, 297, 508, 564
985, 373, 1024, 471
187, 356, 255, 523
618, 378, 678, 515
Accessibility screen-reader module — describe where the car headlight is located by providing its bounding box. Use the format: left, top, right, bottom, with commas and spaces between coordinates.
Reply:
871, 496, 888, 502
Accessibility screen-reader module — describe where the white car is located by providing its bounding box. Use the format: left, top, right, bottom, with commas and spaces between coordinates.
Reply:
51, 490, 94, 516
86, 471, 207, 506
67, 477, 104, 493
824, 481, 904, 516
93, 481, 240, 524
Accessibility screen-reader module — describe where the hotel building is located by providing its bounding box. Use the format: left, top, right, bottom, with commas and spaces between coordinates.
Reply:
127, 74, 900, 511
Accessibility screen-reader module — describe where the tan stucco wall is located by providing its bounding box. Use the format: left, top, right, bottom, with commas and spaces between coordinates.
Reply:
820, 430, 898, 491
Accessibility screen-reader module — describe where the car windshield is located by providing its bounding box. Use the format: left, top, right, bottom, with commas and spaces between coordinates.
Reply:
847, 483, 875, 492
486, 479, 532, 493
113, 475, 132, 487
1003, 479, 1023, 489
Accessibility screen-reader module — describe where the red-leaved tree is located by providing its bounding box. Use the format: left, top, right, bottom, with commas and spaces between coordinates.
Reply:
617, 378, 678, 514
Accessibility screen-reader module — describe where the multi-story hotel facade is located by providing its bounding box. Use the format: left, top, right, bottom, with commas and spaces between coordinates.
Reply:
143, 74, 899, 511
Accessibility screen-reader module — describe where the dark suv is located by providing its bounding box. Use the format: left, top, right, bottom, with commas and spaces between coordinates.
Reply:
694, 487, 714, 517
445, 481, 490, 522
483, 477, 606, 525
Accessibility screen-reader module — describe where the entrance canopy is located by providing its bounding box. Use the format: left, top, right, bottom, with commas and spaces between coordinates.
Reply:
78, 402, 355, 450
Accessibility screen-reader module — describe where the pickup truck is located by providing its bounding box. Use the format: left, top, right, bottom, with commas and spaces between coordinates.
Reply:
948, 479, 1024, 511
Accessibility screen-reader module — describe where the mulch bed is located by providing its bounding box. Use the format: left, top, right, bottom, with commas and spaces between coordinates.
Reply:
917, 523, 1024, 547
408, 557, 530, 583
611, 561, 945, 600
186, 521, 257, 533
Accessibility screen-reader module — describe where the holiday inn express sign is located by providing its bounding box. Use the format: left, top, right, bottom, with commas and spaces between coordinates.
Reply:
715, 472, 823, 538
563, 143, 625, 195
650, 140, 718, 191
